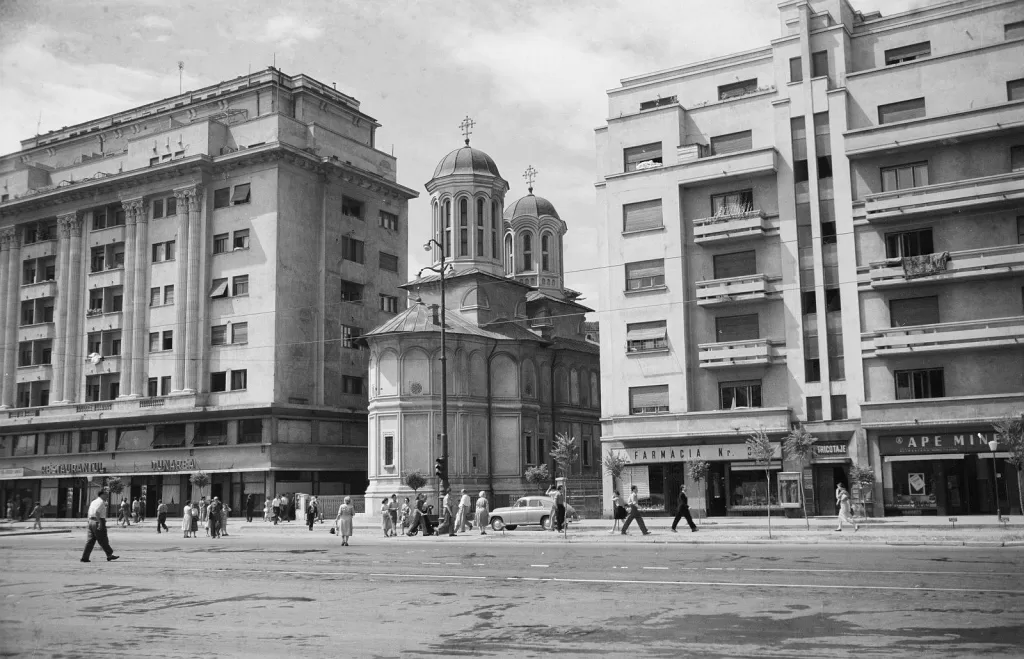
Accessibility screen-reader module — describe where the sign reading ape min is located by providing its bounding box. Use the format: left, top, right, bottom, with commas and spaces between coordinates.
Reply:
614, 442, 781, 464
879, 431, 998, 455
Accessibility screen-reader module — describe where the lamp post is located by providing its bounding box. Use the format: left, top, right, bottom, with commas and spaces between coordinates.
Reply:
987, 436, 1002, 522
420, 238, 451, 494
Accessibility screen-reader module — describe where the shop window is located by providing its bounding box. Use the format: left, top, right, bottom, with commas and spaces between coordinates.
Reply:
889, 461, 936, 512
629, 385, 669, 415
885, 228, 933, 258
730, 468, 778, 507
713, 250, 756, 279
239, 419, 263, 444
895, 367, 945, 400
720, 380, 762, 409
806, 396, 823, 422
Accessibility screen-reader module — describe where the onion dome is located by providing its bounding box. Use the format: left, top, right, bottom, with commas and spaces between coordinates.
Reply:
432, 146, 502, 179
503, 193, 561, 221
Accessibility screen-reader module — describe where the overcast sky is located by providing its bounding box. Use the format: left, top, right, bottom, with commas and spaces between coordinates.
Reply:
0, 0, 922, 315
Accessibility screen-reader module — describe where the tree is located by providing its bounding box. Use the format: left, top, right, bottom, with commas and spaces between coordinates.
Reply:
524, 464, 550, 493
105, 476, 125, 497
994, 414, 1024, 518
190, 471, 211, 500
849, 465, 876, 518
783, 424, 817, 530
551, 432, 580, 498
603, 453, 627, 493
403, 471, 427, 493
686, 459, 710, 524
746, 427, 776, 539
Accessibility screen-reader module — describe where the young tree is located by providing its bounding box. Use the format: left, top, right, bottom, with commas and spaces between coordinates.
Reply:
849, 465, 876, 518
994, 414, 1024, 518
551, 432, 580, 498
190, 472, 210, 500
746, 427, 776, 539
403, 471, 427, 493
783, 424, 817, 530
686, 459, 710, 524
603, 453, 627, 493
105, 476, 125, 497
524, 464, 551, 493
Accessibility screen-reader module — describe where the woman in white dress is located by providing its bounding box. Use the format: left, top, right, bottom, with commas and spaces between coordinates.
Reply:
181, 500, 194, 539
835, 484, 858, 532
335, 496, 354, 546
475, 491, 489, 535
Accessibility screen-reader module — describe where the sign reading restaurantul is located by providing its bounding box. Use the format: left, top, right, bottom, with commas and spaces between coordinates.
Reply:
613, 443, 781, 464
878, 431, 999, 456
41, 462, 106, 475
151, 458, 198, 472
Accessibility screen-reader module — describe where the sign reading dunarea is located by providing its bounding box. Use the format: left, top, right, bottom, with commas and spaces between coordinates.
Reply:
41, 462, 106, 476
879, 432, 998, 456
151, 458, 198, 472
614, 442, 781, 464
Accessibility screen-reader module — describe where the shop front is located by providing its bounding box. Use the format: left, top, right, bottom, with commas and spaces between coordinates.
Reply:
810, 439, 853, 516
878, 430, 1020, 516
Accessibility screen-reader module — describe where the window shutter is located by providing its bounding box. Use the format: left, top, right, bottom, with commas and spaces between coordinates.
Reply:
625, 259, 664, 280
890, 297, 940, 327
710, 131, 752, 156
712, 251, 757, 279
623, 200, 663, 232
878, 98, 925, 124
715, 314, 759, 342
231, 183, 251, 203
630, 385, 668, 409
626, 321, 667, 341
884, 42, 930, 65
379, 252, 399, 272
624, 143, 662, 171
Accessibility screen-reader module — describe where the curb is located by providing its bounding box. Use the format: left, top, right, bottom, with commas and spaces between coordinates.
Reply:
0, 529, 72, 537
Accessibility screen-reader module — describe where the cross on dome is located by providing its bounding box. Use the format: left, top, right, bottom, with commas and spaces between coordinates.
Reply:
523, 165, 537, 194
459, 115, 475, 145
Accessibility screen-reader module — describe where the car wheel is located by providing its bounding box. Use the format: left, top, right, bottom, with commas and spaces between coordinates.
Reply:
540, 515, 551, 530
490, 517, 504, 531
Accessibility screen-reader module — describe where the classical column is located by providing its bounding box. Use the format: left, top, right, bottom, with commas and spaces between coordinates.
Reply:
62, 215, 86, 402
172, 186, 191, 392
0, 230, 12, 406
183, 185, 203, 393
50, 213, 76, 403
1, 228, 22, 408
118, 198, 143, 398
130, 205, 150, 396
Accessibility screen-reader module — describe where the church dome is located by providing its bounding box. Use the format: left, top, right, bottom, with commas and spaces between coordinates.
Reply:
503, 193, 561, 221
432, 146, 502, 179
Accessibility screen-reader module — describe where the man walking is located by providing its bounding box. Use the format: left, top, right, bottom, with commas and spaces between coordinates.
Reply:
271, 495, 281, 525
245, 494, 255, 523
30, 501, 43, 530
220, 501, 230, 536
156, 499, 169, 533
81, 490, 118, 563
208, 497, 222, 538
456, 489, 472, 533
554, 485, 567, 532
139, 494, 147, 523
388, 494, 399, 532
621, 485, 651, 536
671, 484, 698, 533
440, 488, 456, 537
132, 497, 141, 524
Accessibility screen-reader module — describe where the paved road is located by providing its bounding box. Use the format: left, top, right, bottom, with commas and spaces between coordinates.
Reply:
2, 528, 1023, 658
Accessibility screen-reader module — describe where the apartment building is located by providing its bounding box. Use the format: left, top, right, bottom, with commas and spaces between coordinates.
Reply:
595, 0, 1024, 518
0, 68, 417, 519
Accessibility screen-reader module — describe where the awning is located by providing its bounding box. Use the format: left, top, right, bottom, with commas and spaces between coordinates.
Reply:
626, 326, 667, 341
884, 454, 965, 462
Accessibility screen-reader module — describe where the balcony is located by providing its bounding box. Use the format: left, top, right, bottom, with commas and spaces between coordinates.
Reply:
863, 170, 1024, 222
864, 244, 1024, 289
676, 146, 778, 187
861, 392, 1024, 430
19, 280, 57, 302
693, 209, 770, 244
698, 338, 785, 369
696, 273, 781, 306
862, 317, 1024, 358
601, 407, 792, 441
5, 392, 199, 424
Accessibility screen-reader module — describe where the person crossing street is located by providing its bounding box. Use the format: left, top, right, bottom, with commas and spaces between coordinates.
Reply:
670, 484, 698, 533
156, 500, 170, 533
620, 485, 651, 536
80, 490, 118, 563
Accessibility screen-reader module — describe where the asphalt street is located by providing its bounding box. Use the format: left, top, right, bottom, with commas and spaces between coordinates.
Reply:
2, 526, 1023, 658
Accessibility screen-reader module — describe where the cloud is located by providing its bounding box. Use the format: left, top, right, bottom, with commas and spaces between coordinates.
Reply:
253, 14, 324, 48
139, 15, 174, 31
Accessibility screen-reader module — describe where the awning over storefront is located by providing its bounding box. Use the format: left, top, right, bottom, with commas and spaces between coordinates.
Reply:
884, 454, 965, 462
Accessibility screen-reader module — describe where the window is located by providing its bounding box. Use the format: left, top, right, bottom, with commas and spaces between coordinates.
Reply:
340, 279, 363, 303
211, 325, 227, 345
1018, 216, 1024, 244
895, 368, 945, 400
341, 196, 364, 219
90, 247, 105, 273
161, 376, 171, 396
213, 233, 229, 254
817, 156, 833, 179
342, 375, 363, 395
152, 241, 175, 262
152, 424, 186, 448
794, 159, 809, 183
20, 302, 34, 326
383, 434, 395, 467
195, 421, 228, 446
640, 95, 677, 110
806, 396, 823, 422
825, 288, 841, 312
232, 275, 248, 296
210, 278, 229, 298
1012, 145, 1024, 172
443, 200, 452, 257
231, 322, 248, 344
625, 259, 665, 291
150, 287, 161, 306
878, 98, 926, 124
379, 210, 399, 231
525, 432, 534, 465
541, 234, 550, 271
148, 378, 159, 397
718, 79, 757, 101
230, 369, 247, 390
379, 251, 399, 273
710, 130, 753, 156
239, 419, 263, 444
624, 142, 663, 172
885, 228, 933, 259
476, 199, 484, 256
811, 51, 828, 78
890, 296, 939, 327
341, 236, 365, 263
13, 435, 37, 456
152, 198, 164, 219
164, 285, 174, 305
720, 380, 763, 409
831, 395, 848, 420
1008, 79, 1024, 102
149, 332, 160, 352
629, 385, 669, 415
342, 325, 362, 349
710, 190, 753, 217
1008, 20, 1024, 40
231, 183, 251, 205
885, 41, 930, 65
820, 221, 837, 246
715, 314, 759, 343
23, 261, 36, 284
80, 429, 107, 453
233, 229, 250, 250
522, 233, 533, 271
626, 320, 668, 353
789, 57, 802, 83
210, 371, 227, 392
162, 331, 173, 351
459, 198, 469, 256
713, 250, 756, 279
881, 162, 929, 192
491, 201, 499, 258
379, 294, 399, 313
213, 188, 230, 209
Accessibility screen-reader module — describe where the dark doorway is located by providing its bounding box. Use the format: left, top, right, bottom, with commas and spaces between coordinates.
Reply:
814, 465, 848, 516
707, 463, 727, 517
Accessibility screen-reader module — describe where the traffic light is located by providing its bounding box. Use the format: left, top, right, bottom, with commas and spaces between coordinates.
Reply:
434, 457, 446, 479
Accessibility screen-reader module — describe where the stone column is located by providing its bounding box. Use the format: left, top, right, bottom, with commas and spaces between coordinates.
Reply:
62, 215, 85, 402
0, 230, 12, 406
172, 187, 190, 392
131, 205, 150, 396
1, 228, 22, 408
118, 198, 143, 398
50, 213, 76, 403
183, 185, 203, 393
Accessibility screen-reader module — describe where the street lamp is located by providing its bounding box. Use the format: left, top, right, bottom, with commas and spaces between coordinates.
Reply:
985, 434, 1002, 522
420, 238, 451, 493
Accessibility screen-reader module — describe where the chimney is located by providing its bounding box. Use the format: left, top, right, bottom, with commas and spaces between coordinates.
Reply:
430, 304, 440, 326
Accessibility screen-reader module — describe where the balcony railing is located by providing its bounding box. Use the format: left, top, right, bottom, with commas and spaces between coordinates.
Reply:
693, 209, 769, 244
861, 393, 1024, 429
863, 316, 1024, 357
865, 244, 1024, 288
863, 170, 1024, 221
698, 338, 785, 368
675, 146, 778, 187
696, 273, 781, 305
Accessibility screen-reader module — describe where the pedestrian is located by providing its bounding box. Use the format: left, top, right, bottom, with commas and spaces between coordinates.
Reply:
281, 493, 291, 522
388, 494, 399, 532
621, 485, 651, 536
439, 488, 456, 536
199, 496, 208, 534
30, 501, 43, 530
554, 485, 567, 532
208, 497, 222, 539
189, 502, 199, 537
271, 495, 281, 525
456, 489, 472, 533
317, 496, 325, 523
245, 494, 255, 523
156, 500, 169, 533
475, 491, 489, 535
834, 484, 858, 532
545, 485, 558, 531
221, 502, 231, 536
80, 489, 118, 563
307, 497, 318, 531
610, 490, 626, 534
671, 484, 698, 533
334, 496, 354, 546
132, 497, 141, 524
182, 500, 194, 538
5, 501, 13, 521
264, 497, 272, 523
400, 497, 411, 533
380, 497, 395, 537
139, 495, 147, 522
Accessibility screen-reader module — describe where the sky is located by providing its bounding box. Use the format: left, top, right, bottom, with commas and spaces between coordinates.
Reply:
0, 0, 923, 315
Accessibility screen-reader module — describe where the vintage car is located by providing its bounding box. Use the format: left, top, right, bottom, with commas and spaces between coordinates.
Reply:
488, 495, 578, 531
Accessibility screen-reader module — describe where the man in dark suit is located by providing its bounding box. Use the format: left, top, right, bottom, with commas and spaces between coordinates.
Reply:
671, 484, 698, 533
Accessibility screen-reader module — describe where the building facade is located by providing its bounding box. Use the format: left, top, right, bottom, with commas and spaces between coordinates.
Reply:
0, 68, 417, 519
362, 140, 601, 512
596, 0, 1024, 517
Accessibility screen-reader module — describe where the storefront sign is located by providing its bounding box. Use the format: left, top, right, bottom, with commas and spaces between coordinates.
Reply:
41, 462, 106, 476
0, 468, 25, 480
614, 442, 781, 464
879, 432, 998, 456
151, 458, 198, 472
813, 442, 848, 456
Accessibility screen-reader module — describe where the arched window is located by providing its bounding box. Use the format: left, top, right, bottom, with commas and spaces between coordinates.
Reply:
432, 201, 439, 258
504, 234, 514, 274
476, 198, 485, 257
541, 233, 550, 272
443, 200, 452, 258
522, 233, 533, 272
459, 198, 469, 257
491, 201, 500, 258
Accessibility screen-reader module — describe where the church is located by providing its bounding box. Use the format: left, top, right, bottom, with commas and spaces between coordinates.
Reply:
361, 124, 601, 510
